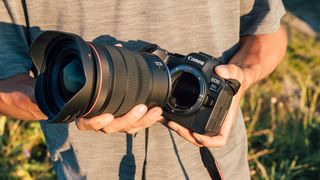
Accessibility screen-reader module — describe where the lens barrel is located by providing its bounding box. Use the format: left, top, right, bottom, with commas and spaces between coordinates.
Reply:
30, 31, 171, 123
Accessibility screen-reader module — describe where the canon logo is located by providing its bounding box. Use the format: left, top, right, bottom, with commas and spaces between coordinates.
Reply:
187, 56, 204, 65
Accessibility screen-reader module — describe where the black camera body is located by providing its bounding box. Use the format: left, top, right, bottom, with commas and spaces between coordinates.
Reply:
163, 52, 237, 135
30, 31, 240, 135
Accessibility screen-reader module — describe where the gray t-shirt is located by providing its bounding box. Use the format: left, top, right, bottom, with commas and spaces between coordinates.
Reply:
0, 0, 285, 179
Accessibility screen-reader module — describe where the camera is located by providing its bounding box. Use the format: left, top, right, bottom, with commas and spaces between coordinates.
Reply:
30, 31, 240, 135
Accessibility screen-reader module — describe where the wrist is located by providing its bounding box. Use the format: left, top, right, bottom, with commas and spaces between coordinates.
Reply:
229, 52, 263, 91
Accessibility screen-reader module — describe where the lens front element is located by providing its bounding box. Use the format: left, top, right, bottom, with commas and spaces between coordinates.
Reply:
62, 59, 85, 94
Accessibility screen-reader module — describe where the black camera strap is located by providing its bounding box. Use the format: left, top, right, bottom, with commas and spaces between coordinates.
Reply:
21, 0, 31, 47
21, 0, 38, 77
141, 128, 149, 180
200, 147, 223, 180
142, 128, 222, 180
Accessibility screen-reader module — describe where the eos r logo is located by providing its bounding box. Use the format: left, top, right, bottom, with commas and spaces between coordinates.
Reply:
211, 78, 220, 84
187, 56, 204, 66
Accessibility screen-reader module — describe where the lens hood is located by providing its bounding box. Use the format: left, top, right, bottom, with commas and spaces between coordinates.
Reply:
30, 31, 95, 123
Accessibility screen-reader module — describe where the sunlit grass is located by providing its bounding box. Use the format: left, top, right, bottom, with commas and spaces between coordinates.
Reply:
246, 20, 320, 179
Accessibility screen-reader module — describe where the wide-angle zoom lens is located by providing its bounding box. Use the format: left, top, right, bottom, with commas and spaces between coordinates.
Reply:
30, 31, 171, 123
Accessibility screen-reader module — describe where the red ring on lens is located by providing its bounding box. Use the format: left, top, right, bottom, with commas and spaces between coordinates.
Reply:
81, 43, 103, 117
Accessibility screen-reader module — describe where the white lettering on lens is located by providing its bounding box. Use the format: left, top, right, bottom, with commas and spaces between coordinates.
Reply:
187, 56, 204, 65
154, 61, 164, 70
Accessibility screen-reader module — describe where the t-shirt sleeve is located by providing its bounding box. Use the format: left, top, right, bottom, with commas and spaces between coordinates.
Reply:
240, 0, 286, 36
0, 1, 32, 79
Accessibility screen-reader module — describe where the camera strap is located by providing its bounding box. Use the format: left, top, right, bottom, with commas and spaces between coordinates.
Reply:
200, 147, 223, 180
141, 128, 149, 180
21, 0, 38, 77
21, 0, 31, 47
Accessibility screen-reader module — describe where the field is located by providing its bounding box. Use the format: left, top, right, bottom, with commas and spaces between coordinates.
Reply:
245, 16, 320, 178
1, 6, 320, 180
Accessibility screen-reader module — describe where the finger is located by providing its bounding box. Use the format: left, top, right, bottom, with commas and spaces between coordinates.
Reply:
76, 113, 114, 131
102, 104, 147, 133
168, 121, 203, 147
126, 107, 163, 134
215, 64, 244, 83
158, 118, 169, 126
192, 132, 227, 147
192, 105, 241, 147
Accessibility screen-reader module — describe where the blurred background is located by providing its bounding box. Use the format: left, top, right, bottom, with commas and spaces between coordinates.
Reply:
0, 0, 319, 179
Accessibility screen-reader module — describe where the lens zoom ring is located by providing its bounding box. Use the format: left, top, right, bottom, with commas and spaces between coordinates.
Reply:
113, 48, 151, 116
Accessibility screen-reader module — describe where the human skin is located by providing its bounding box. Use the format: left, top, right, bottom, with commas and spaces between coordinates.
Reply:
163, 26, 288, 147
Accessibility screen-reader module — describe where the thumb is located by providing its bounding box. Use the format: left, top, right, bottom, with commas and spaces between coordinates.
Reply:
214, 64, 244, 84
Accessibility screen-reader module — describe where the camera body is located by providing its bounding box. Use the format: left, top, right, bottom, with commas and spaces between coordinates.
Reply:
163, 52, 236, 135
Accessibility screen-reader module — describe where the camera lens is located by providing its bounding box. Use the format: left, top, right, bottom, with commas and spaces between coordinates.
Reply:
30, 31, 171, 123
166, 65, 206, 115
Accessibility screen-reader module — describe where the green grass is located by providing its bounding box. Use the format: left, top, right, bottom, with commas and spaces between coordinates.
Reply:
246, 19, 320, 179
1, 16, 320, 180
0, 118, 54, 179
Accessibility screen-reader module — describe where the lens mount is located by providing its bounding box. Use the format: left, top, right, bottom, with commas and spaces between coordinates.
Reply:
166, 64, 206, 115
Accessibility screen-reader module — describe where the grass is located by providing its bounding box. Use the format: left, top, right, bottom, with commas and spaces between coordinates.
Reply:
0, 16, 320, 180
0, 118, 54, 179
245, 19, 320, 179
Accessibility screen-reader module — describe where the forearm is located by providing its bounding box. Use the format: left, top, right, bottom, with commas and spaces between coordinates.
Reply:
230, 26, 287, 89
0, 73, 47, 120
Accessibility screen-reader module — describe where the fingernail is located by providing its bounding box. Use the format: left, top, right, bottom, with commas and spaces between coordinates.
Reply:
193, 133, 202, 143
136, 105, 147, 115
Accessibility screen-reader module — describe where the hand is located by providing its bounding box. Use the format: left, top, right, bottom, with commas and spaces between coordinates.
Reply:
163, 64, 247, 147
76, 104, 163, 134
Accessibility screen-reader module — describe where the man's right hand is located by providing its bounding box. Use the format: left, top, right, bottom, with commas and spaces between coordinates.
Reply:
76, 105, 163, 134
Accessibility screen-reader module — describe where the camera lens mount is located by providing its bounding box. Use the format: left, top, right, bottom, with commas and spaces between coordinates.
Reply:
166, 64, 206, 115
